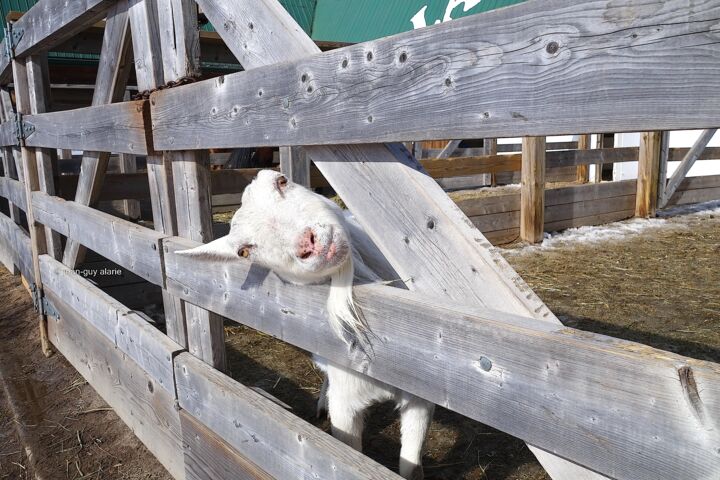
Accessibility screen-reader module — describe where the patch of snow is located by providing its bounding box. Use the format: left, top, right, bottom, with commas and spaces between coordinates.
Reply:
503, 200, 720, 255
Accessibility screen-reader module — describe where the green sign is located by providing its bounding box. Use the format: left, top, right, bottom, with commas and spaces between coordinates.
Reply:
311, 0, 526, 43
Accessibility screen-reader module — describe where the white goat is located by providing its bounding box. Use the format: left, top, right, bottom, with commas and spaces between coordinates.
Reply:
179, 170, 434, 479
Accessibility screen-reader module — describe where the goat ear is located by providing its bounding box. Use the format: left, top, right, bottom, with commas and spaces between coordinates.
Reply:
175, 236, 238, 260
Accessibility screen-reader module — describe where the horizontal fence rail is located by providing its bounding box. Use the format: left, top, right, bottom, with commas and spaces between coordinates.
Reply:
150, 0, 720, 150
163, 236, 720, 480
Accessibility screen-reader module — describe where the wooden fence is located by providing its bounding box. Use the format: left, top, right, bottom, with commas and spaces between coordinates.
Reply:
0, 1, 719, 480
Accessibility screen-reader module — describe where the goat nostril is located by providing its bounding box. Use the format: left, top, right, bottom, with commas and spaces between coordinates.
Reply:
309, 231, 315, 246
300, 251, 312, 260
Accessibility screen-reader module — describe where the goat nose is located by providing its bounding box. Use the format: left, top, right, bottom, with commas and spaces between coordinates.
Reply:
296, 228, 316, 260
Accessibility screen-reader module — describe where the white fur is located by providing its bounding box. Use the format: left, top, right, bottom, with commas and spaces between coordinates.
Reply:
179, 170, 434, 479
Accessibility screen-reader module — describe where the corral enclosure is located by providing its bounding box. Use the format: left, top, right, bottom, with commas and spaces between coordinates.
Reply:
0, 1, 719, 480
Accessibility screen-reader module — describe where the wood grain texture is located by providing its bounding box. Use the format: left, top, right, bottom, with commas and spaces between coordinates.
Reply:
636, 132, 663, 217
0, 176, 28, 211
45, 287, 184, 480
0, 211, 33, 281
195, 3, 592, 476
520, 137, 545, 243
0, 0, 116, 83
157, 0, 201, 83
279, 147, 311, 187
164, 237, 720, 480
31, 192, 166, 285
175, 353, 400, 480
0, 121, 15, 147
152, 0, 720, 150
63, 0, 133, 269
180, 410, 274, 480
576, 135, 591, 183
40, 255, 181, 394
24, 100, 151, 155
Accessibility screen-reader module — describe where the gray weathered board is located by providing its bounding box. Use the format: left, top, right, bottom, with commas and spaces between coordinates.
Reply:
40, 254, 180, 394
0, 212, 32, 281
152, 0, 720, 150
44, 287, 185, 480
31, 192, 165, 285
175, 353, 400, 480
0, 177, 28, 211
164, 236, 720, 480
24, 100, 151, 155
0, 0, 117, 83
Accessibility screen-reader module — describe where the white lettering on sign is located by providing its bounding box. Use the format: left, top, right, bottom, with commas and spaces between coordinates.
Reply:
411, 0, 484, 29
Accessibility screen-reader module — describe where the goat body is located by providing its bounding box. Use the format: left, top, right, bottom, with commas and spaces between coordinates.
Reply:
179, 170, 434, 479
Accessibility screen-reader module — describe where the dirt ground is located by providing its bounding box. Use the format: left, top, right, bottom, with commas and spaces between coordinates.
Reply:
1, 203, 717, 480
0, 272, 171, 480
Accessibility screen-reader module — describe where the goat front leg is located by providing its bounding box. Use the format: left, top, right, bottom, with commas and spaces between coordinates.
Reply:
317, 375, 329, 418
398, 396, 434, 480
328, 394, 365, 451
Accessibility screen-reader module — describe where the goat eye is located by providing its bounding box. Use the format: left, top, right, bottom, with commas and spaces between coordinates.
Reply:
238, 246, 252, 258
276, 175, 288, 192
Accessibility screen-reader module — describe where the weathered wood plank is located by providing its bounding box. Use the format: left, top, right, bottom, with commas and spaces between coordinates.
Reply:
152, 0, 720, 149
576, 135, 591, 183
521, 137, 545, 243
40, 254, 181, 394
164, 237, 720, 480
24, 100, 151, 155
544, 209, 635, 232
279, 147, 311, 187
636, 132, 664, 217
180, 410, 274, 480
661, 129, 718, 208
0, 0, 117, 83
31, 192, 165, 285
0, 121, 15, 147
45, 287, 184, 480
189, 3, 608, 477
63, 0, 133, 269
175, 353, 400, 480
157, 0, 200, 83
0, 177, 27, 211
0, 212, 33, 280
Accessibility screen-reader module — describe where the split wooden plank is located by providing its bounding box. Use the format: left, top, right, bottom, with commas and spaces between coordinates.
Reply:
44, 287, 184, 480
152, 0, 720, 150
175, 353, 400, 480
660, 129, 717, 208
63, 0, 134, 269
636, 132, 664, 217
520, 137, 545, 243
23, 101, 151, 155
40, 254, 182, 394
0, 0, 117, 83
159, 0, 225, 368
164, 237, 720, 480
0, 90, 24, 183
31, 192, 165, 285
655, 131, 670, 209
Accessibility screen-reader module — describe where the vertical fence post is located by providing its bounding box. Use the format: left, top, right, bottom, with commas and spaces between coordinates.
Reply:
63, 0, 133, 267
576, 134, 591, 183
279, 147, 311, 187
635, 131, 664, 218
484, 138, 498, 187
128, 0, 188, 346
0, 91, 20, 226
521, 136, 546, 243
12, 53, 62, 355
157, 0, 226, 370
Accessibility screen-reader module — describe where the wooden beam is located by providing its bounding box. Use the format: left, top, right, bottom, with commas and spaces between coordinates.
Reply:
636, 132, 664, 217
151, 0, 720, 150
279, 147, 310, 187
31, 191, 166, 285
436, 140, 462, 159
0, 176, 27, 211
163, 236, 720, 480
44, 287, 184, 480
520, 137, 545, 243
23, 100, 151, 155
128, 0, 185, 342
0, 212, 33, 281
660, 129, 717, 208
159, 0, 225, 369
176, 353, 398, 480
188, 3, 606, 478
575, 134, 591, 183
63, 0, 133, 269
0, 0, 117, 83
